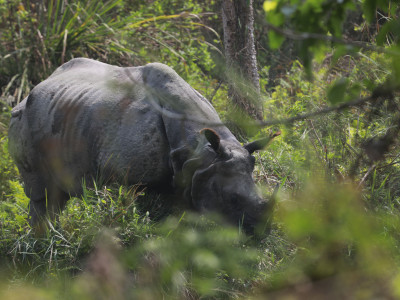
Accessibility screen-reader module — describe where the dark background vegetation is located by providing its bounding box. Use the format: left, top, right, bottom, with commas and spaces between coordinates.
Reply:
1, 0, 400, 299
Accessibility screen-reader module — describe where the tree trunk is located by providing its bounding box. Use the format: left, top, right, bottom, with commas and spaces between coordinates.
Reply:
221, 0, 263, 121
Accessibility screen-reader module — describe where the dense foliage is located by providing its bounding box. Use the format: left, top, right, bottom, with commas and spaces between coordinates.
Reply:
1, 0, 400, 299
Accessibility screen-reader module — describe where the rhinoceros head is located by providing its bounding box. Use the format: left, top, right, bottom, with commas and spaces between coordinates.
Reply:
172, 129, 272, 232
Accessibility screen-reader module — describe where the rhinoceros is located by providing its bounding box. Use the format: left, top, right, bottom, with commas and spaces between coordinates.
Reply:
9, 58, 274, 232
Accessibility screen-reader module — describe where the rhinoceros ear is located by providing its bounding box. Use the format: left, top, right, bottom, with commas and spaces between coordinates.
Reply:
200, 128, 220, 152
244, 131, 281, 154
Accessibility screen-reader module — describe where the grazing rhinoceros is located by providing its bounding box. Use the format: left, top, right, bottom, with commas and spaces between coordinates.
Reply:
9, 58, 274, 232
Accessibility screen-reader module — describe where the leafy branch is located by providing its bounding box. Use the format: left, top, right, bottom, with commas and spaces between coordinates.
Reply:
265, 23, 400, 56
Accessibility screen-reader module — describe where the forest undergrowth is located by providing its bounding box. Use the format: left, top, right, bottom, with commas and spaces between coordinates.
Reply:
1, 0, 400, 299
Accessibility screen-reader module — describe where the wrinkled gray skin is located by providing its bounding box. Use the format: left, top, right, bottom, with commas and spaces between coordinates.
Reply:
9, 58, 268, 231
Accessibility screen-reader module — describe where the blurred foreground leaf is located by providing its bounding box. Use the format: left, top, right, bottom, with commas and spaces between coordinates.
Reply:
256, 177, 400, 298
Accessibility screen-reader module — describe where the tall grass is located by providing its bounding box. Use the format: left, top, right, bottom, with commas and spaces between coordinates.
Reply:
0, 0, 131, 104
1, 179, 153, 283
0, 102, 18, 199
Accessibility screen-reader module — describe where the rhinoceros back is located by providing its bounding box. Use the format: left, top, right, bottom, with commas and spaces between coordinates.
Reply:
9, 58, 172, 194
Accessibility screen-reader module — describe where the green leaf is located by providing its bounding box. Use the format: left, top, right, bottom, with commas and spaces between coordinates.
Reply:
392, 52, 400, 85
266, 10, 284, 26
376, 20, 399, 46
327, 78, 350, 105
312, 43, 329, 64
362, 0, 377, 22
268, 30, 285, 49
345, 83, 362, 102
332, 45, 349, 64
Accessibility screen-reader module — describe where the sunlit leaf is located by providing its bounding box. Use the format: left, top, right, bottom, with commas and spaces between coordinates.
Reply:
264, 0, 278, 12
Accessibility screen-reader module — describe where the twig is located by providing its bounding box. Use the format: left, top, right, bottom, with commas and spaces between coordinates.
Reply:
309, 119, 325, 152
345, 142, 358, 155
358, 164, 376, 189
209, 81, 222, 103
375, 160, 400, 170
37, 29, 48, 73
61, 30, 68, 65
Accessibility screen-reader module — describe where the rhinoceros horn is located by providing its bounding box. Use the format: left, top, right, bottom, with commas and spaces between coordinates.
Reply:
244, 131, 281, 154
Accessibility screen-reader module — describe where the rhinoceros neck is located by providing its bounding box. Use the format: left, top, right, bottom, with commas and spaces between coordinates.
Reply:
134, 62, 237, 150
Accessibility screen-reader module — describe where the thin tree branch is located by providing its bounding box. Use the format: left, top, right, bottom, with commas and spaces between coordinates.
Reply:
259, 95, 374, 127
124, 68, 391, 130
309, 119, 325, 150
209, 81, 222, 104
266, 23, 400, 56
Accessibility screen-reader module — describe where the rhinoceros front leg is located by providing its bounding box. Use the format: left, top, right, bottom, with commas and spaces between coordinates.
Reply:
28, 197, 47, 228
28, 187, 70, 233
45, 183, 70, 221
